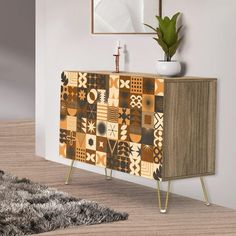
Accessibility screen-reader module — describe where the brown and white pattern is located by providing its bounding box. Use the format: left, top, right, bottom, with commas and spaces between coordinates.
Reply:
60, 71, 164, 180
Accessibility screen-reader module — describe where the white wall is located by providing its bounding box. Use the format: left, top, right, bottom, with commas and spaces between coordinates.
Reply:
0, 0, 35, 120
35, 0, 46, 157
36, 0, 236, 209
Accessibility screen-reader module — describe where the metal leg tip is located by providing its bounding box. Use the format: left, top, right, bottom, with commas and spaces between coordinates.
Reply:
160, 209, 167, 214
205, 202, 210, 206
105, 168, 113, 180
157, 181, 171, 214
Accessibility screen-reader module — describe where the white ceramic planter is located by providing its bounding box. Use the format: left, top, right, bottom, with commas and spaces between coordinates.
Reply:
156, 60, 181, 77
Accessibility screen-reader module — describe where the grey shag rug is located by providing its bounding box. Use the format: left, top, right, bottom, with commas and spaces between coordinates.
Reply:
0, 170, 128, 236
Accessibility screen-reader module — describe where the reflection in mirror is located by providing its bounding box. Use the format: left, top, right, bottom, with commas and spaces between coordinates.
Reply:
92, 0, 161, 34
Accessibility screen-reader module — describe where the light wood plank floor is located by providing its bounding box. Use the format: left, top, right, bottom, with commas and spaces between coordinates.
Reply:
0, 121, 236, 236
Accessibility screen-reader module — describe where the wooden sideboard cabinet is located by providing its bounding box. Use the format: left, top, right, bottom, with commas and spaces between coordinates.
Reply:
59, 71, 217, 213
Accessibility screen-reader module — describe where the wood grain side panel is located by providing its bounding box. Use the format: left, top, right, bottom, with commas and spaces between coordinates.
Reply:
163, 80, 216, 180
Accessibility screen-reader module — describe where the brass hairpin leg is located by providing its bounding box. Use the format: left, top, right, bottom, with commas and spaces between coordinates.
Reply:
157, 180, 171, 214
200, 177, 210, 206
105, 168, 112, 180
65, 159, 75, 185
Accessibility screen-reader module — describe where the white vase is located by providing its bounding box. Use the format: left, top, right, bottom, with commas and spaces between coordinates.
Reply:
156, 60, 181, 77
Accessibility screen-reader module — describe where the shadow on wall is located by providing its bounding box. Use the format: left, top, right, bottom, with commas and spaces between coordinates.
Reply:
0, 0, 35, 119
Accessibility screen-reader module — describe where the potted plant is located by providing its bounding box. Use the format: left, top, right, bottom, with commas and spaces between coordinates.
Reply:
145, 12, 183, 76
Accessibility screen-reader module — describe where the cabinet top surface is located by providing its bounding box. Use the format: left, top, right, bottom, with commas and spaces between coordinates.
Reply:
64, 70, 217, 82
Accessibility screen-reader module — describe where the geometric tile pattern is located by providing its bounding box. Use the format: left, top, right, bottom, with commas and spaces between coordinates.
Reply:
60, 71, 164, 181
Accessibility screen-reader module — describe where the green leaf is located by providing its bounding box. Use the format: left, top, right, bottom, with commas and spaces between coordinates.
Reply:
177, 25, 183, 35
163, 22, 177, 46
156, 27, 163, 39
156, 15, 162, 24
171, 12, 181, 23
163, 16, 171, 23
143, 23, 157, 32
153, 37, 169, 54
168, 37, 183, 59
162, 13, 181, 47
156, 15, 166, 35
161, 17, 171, 34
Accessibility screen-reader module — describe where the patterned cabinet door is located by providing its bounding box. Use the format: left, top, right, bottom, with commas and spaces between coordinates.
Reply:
59, 71, 164, 181
60, 71, 78, 160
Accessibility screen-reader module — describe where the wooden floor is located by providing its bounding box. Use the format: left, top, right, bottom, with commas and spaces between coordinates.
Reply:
0, 121, 236, 236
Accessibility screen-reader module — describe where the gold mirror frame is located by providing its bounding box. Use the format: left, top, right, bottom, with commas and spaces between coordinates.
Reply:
91, 0, 162, 35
